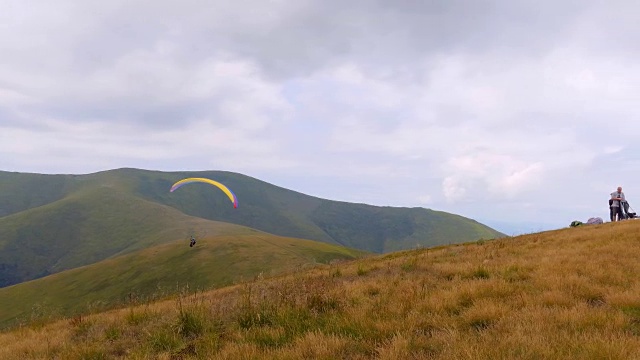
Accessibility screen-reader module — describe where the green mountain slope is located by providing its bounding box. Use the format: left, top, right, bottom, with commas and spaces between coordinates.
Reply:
0, 185, 257, 286
0, 172, 75, 217
117, 168, 504, 252
0, 233, 366, 329
0, 168, 503, 287
308, 202, 504, 253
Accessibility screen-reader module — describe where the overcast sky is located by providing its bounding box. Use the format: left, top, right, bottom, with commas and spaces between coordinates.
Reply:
1, 0, 638, 234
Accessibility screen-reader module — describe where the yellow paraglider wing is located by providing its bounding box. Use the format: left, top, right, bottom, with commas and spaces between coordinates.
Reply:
169, 177, 238, 208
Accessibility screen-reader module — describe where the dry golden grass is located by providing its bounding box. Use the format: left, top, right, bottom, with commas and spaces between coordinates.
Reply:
2, 220, 640, 359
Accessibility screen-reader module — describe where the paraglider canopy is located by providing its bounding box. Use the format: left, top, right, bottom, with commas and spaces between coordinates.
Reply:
170, 177, 238, 208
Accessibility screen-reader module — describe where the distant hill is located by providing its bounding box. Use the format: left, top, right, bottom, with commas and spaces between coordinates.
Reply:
0, 168, 503, 286
126, 168, 504, 252
0, 233, 365, 329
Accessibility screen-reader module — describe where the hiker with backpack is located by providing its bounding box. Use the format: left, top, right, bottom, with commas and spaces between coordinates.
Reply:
610, 186, 626, 221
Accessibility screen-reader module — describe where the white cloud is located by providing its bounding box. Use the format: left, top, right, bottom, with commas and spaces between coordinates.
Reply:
442, 177, 467, 203
443, 153, 545, 200
603, 146, 623, 155
417, 194, 433, 204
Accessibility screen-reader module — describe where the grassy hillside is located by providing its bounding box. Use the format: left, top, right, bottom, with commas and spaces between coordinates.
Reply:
0, 186, 257, 287
129, 168, 504, 252
0, 172, 76, 218
2, 220, 640, 359
0, 233, 366, 329
307, 202, 499, 253
0, 168, 503, 254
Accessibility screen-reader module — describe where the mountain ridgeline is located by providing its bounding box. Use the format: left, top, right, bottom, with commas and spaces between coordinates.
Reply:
0, 168, 503, 287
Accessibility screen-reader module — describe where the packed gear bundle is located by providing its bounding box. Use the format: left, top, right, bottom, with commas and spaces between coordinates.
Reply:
609, 199, 637, 220
587, 217, 604, 224
622, 201, 637, 219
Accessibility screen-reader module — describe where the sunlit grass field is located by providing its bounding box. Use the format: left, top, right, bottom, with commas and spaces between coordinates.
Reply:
2, 220, 640, 359
0, 233, 366, 329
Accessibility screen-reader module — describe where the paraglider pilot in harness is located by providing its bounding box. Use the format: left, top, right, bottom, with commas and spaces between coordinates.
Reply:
190, 236, 196, 247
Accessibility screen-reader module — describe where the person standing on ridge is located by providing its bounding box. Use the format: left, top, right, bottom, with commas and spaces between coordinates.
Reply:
610, 186, 626, 221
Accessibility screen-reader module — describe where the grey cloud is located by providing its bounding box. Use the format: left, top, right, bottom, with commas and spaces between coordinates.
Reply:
4, 0, 595, 82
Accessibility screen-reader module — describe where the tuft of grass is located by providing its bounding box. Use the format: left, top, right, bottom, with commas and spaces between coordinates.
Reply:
70, 315, 94, 339
236, 307, 274, 330
461, 301, 506, 332
365, 286, 380, 297
502, 265, 531, 282
472, 266, 491, 280
175, 309, 205, 339
356, 264, 369, 276
75, 347, 109, 360
174, 303, 206, 339
306, 293, 341, 314
246, 327, 292, 349
400, 256, 418, 272
620, 306, 640, 336
148, 328, 183, 353
236, 285, 275, 330
125, 308, 153, 326
104, 325, 121, 341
